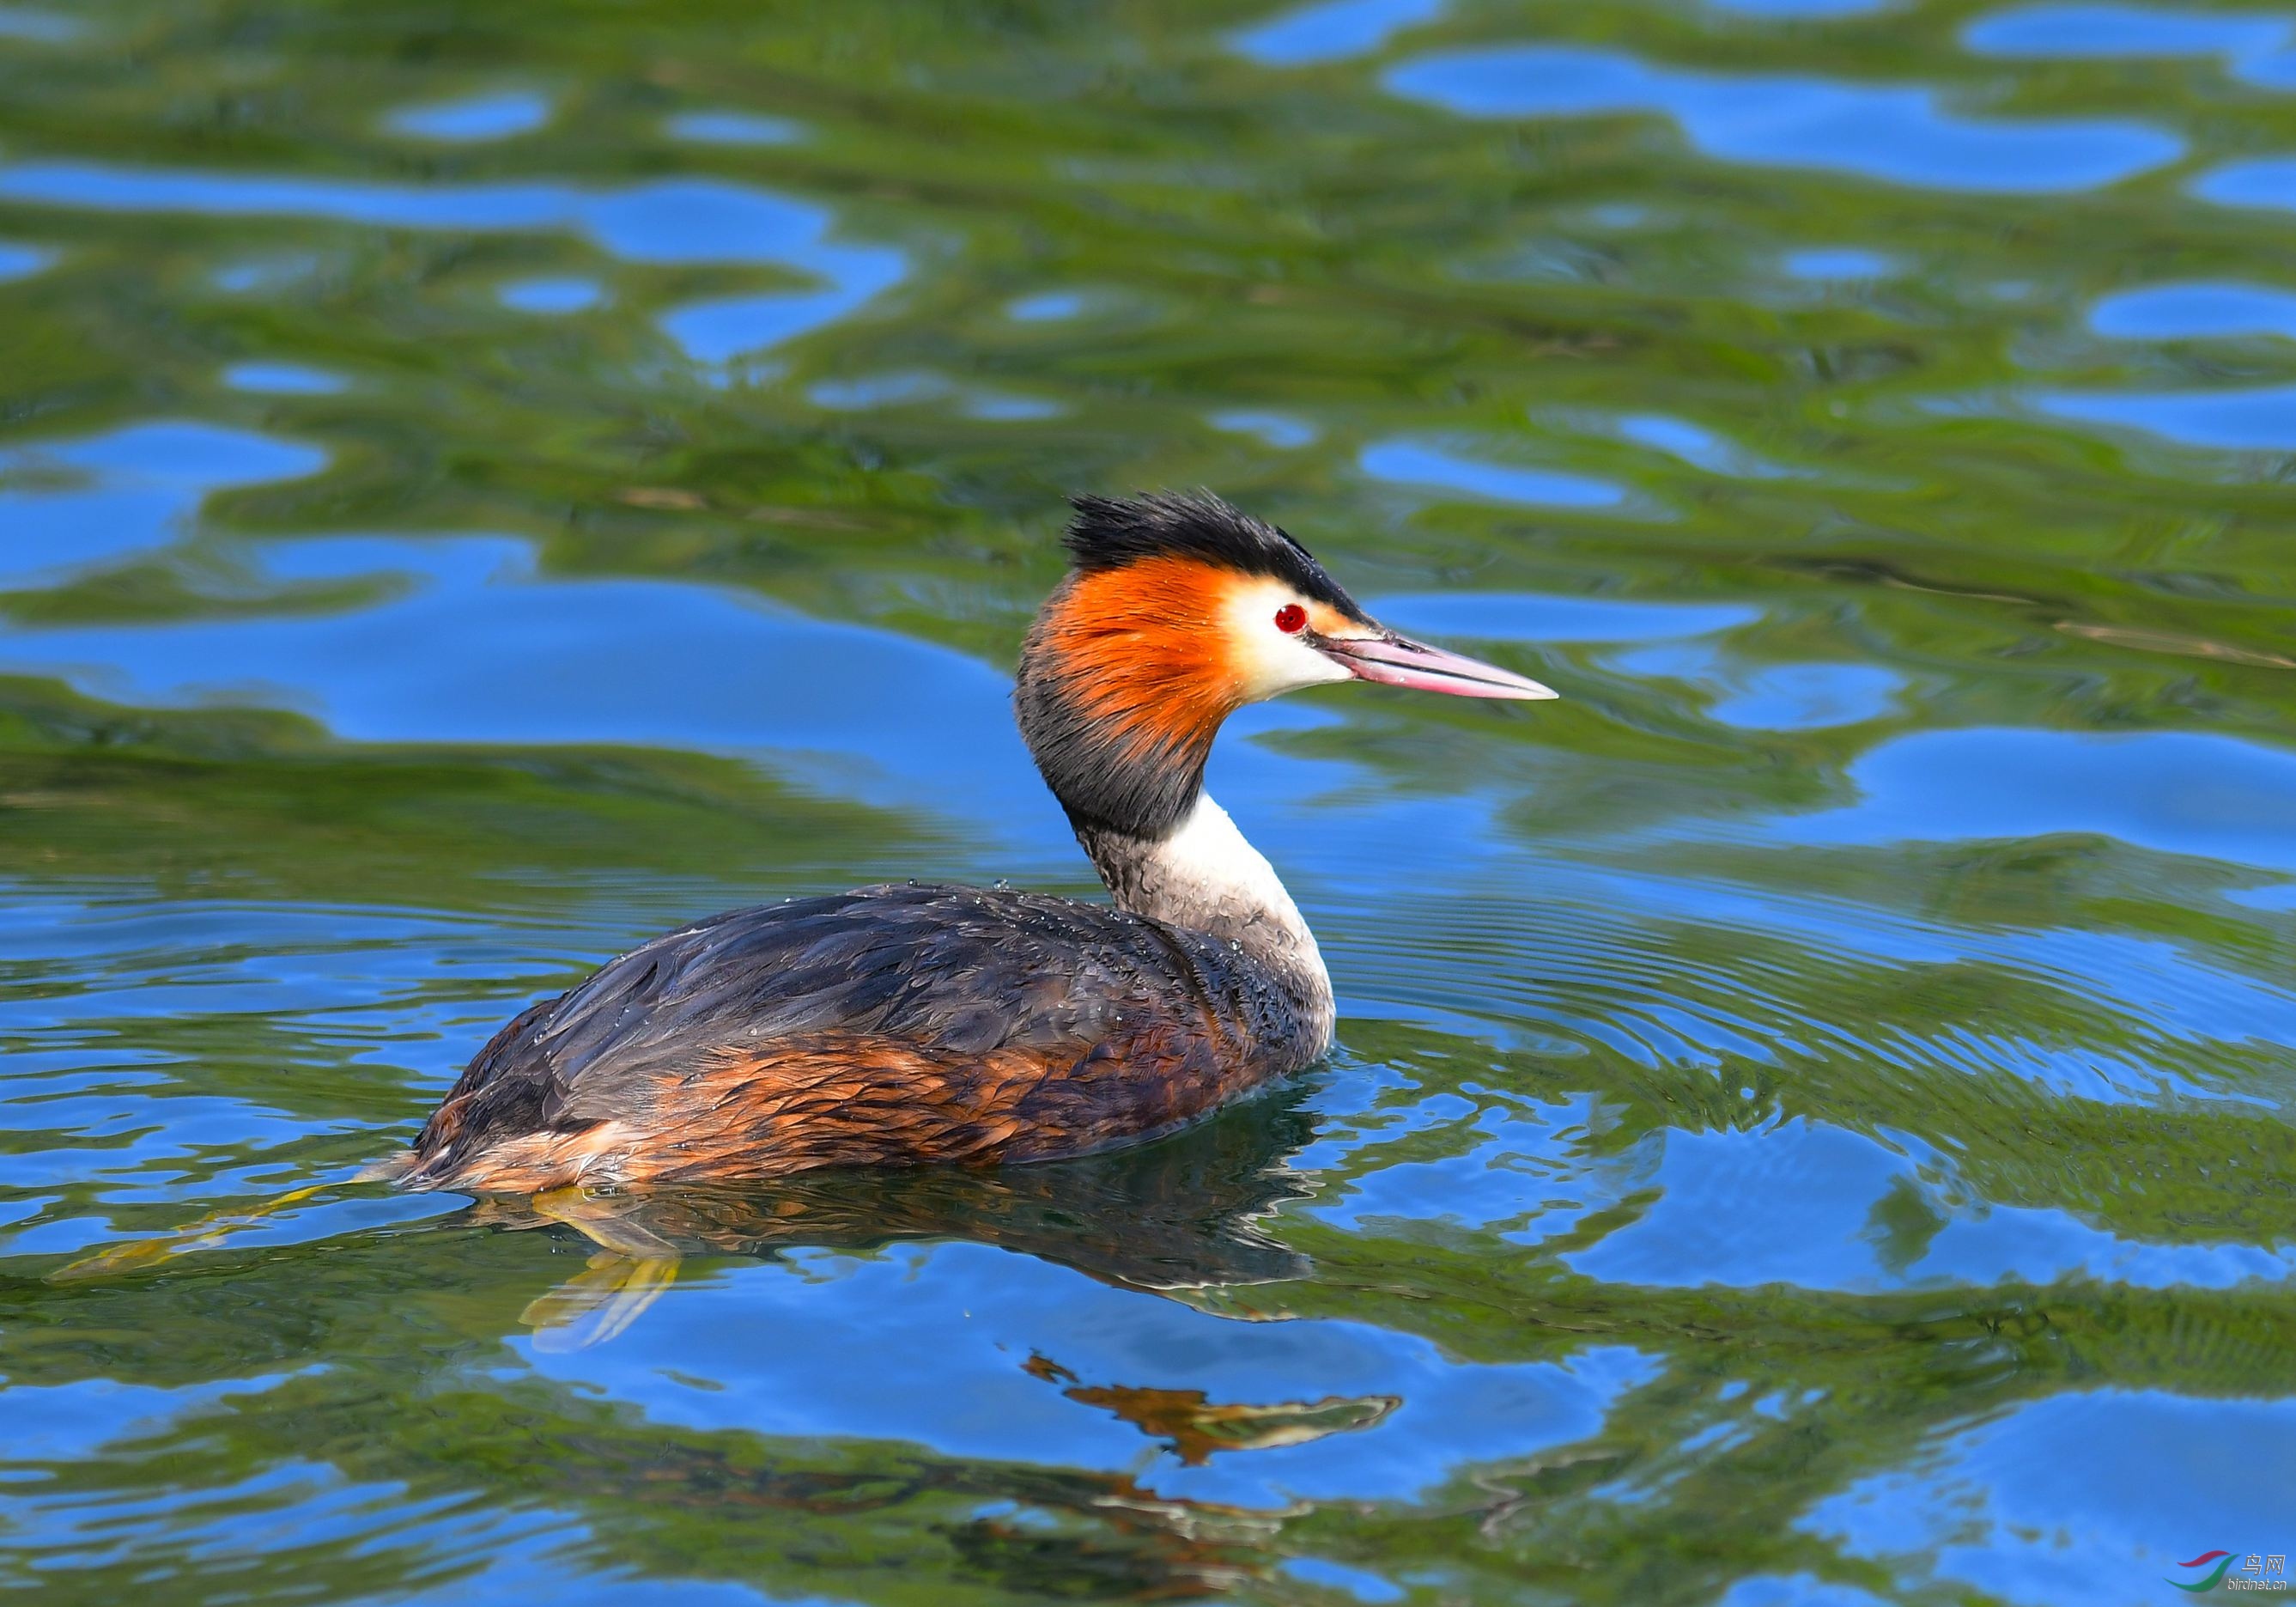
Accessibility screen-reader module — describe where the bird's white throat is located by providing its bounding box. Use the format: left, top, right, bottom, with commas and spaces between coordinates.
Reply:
1076, 793, 1333, 1044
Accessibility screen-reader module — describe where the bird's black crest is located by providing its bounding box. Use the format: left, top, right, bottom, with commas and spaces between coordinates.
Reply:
1064, 491, 1366, 619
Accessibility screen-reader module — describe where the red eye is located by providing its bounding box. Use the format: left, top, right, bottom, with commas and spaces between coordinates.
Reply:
1274, 604, 1307, 634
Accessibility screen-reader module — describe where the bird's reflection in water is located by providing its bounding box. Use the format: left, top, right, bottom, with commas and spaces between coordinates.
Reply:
1024, 1351, 1399, 1464
483, 1088, 1321, 1350
482, 1090, 1382, 1597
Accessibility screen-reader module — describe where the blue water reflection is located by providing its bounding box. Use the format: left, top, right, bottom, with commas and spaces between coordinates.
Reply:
385, 90, 551, 143
0, 6, 76, 42
1359, 439, 1629, 508
2194, 153, 2296, 210
8, 1374, 302, 1464
222, 362, 348, 395
1614, 412, 1794, 478
1374, 590, 1759, 642
1385, 45, 2180, 192
964, 393, 1064, 421
1783, 727, 2296, 873
809, 370, 952, 410
495, 276, 605, 314
3, 3, 2293, 1598
525, 1239, 1659, 1507
2033, 382, 2296, 449
1564, 1117, 2296, 1293
1709, 0, 1886, 13
806, 370, 1060, 421
1966, 3, 2288, 58
1783, 247, 1892, 281
0, 163, 905, 365
1279, 1557, 1406, 1604
0, 420, 325, 585
1611, 642, 1901, 728
0, 240, 50, 280
1717, 0, 1892, 12
1006, 290, 1085, 321
1230, 0, 1444, 66
664, 110, 803, 146
1964, 3, 2296, 88
1212, 409, 1320, 448
1801, 1391, 2296, 1602
0, 532, 1037, 831
2089, 280, 2296, 340
1719, 1577, 1892, 1607
0, 892, 512, 1257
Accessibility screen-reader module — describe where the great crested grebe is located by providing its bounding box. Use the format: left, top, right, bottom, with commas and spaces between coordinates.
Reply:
397, 492, 1554, 1193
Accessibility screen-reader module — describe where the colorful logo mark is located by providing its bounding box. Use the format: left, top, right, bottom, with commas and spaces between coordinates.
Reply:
2169, 1552, 2237, 1592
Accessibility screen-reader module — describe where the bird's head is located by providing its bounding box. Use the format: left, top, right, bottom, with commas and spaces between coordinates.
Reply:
1016, 491, 1555, 839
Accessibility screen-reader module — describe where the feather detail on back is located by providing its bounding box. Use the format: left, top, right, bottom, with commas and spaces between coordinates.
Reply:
405, 883, 1321, 1191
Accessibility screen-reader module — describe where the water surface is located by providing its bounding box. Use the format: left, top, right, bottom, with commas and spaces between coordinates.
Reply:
1, 2, 2292, 1604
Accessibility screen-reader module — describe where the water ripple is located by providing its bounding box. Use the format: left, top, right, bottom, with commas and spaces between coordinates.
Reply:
2, 3, 2292, 1598
0, 162, 906, 364
1964, 3, 2296, 88
1359, 440, 1633, 509
2032, 382, 2296, 449
0, 527, 1035, 831
1385, 43, 2182, 192
0, 421, 325, 585
2089, 280, 2296, 340
384, 90, 552, 143
1230, 0, 1444, 66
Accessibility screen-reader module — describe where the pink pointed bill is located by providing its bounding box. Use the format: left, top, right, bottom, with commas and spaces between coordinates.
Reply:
1316, 631, 1558, 701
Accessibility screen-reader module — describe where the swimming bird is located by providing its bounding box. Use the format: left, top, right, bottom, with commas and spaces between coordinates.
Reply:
396, 492, 1554, 1193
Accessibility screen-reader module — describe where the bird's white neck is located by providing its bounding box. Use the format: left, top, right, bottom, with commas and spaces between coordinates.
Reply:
1075, 793, 1333, 1046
